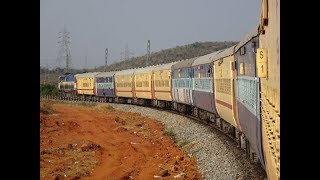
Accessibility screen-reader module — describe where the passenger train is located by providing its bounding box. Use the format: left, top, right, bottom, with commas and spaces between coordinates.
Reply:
57, 1, 279, 179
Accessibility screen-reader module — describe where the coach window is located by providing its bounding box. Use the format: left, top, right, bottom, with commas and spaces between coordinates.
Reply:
239, 63, 245, 75
262, 0, 268, 26
240, 46, 246, 55
251, 41, 257, 53
207, 67, 212, 77
187, 68, 191, 78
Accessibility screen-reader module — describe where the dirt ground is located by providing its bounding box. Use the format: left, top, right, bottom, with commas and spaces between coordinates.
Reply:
40, 99, 202, 179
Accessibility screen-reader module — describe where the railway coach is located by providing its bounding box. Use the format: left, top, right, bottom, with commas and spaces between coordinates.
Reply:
258, 0, 280, 179
114, 68, 136, 104
212, 45, 240, 132
74, 72, 101, 101
171, 57, 197, 114
95, 71, 117, 102
234, 25, 265, 166
133, 66, 155, 106
190, 51, 221, 120
152, 62, 178, 108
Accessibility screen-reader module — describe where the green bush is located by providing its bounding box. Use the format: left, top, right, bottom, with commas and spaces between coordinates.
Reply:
40, 84, 59, 96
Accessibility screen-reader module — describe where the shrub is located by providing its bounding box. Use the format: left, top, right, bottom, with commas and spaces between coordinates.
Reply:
40, 84, 59, 96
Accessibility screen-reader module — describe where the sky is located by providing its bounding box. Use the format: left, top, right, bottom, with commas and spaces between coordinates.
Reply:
40, 0, 261, 70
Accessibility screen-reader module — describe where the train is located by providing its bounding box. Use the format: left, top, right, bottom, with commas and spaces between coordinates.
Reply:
57, 0, 279, 179
58, 73, 76, 95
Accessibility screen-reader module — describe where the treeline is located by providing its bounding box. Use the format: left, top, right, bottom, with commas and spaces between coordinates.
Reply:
96, 41, 238, 71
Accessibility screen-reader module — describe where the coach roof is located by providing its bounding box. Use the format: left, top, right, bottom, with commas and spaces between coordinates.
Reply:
114, 68, 136, 76
211, 45, 236, 61
95, 71, 117, 77
235, 24, 260, 52
192, 51, 222, 66
74, 72, 101, 78
153, 61, 179, 71
172, 57, 198, 69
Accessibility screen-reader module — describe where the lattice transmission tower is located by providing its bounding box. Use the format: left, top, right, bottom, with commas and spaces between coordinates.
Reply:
57, 26, 72, 73
120, 43, 134, 62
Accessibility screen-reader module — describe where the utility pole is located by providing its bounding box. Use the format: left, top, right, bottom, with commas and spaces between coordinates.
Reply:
146, 40, 150, 67
105, 48, 108, 71
57, 26, 71, 74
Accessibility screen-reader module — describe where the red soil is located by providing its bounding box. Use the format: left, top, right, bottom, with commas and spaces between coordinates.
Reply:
40, 100, 202, 179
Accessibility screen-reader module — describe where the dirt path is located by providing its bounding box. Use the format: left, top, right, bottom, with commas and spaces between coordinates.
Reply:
40, 100, 202, 179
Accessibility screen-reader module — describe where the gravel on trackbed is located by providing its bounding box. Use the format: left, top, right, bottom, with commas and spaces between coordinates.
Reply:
108, 103, 267, 180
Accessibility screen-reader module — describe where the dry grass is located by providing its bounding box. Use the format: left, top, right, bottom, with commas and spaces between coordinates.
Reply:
164, 129, 177, 143
67, 102, 115, 113
114, 116, 127, 125
176, 140, 190, 149
40, 99, 55, 114
93, 104, 115, 112
77, 102, 97, 107
40, 141, 102, 178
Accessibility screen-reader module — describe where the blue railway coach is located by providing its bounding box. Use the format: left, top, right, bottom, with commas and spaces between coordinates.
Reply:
234, 25, 265, 167
95, 71, 117, 98
191, 51, 221, 115
171, 57, 197, 114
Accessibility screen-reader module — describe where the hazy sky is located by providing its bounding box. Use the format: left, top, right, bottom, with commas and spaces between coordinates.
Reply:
40, 0, 261, 69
